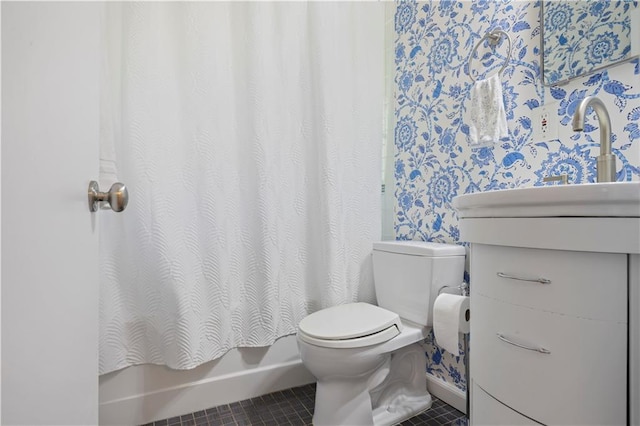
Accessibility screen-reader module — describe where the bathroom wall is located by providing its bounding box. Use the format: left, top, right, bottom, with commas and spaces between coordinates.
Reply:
392, 0, 640, 394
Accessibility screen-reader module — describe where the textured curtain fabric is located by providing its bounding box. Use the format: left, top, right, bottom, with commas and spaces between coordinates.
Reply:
99, 2, 384, 374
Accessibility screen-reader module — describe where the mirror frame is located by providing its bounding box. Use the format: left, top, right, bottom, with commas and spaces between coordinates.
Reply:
540, 1, 640, 86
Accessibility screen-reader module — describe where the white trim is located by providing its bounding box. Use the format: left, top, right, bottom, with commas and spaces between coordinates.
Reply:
381, 0, 397, 242
426, 373, 467, 414
99, 360, 315, 425
630, 254, 639, 426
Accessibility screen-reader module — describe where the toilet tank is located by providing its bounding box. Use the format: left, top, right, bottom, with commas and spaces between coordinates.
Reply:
372, 241, 465, 326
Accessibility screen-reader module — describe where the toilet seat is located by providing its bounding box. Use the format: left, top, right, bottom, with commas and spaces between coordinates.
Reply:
298, 302, 403, 349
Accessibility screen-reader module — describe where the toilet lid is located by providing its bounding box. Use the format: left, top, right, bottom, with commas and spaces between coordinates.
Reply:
298, 303, 403, 348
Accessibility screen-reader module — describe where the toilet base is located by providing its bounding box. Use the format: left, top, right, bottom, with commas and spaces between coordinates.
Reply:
313, 375, 381, 426
370, 343, 432, 426
311, 343, 431, 426
372, 393, 432, 426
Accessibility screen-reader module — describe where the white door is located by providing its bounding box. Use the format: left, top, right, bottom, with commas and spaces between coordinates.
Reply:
2, 3, 102, 424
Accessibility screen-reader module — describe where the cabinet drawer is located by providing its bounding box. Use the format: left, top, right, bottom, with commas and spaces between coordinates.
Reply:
470, 244, 627, 321
471, 383, 539, 425
471, 294, 626, 425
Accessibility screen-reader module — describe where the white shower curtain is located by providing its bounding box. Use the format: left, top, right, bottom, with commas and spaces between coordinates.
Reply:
99, 2, 384, 374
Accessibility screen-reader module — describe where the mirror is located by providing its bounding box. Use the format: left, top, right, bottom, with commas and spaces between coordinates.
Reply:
541, 1, 640, 86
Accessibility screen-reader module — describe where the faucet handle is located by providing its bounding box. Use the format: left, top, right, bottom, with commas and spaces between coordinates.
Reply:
543, 174, 568, 185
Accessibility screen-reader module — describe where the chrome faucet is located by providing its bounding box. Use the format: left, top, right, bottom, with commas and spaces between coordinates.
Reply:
572, 96, 617, 183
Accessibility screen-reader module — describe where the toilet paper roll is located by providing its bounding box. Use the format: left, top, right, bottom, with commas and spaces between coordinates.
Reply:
433, 294, 470, 356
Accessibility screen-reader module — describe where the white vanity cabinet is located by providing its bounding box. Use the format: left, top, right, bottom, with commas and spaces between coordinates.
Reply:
458, 217, 640, 426
471, 244, 627, 425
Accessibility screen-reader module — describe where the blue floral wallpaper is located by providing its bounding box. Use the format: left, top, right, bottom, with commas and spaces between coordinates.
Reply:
393, 0, 640, 394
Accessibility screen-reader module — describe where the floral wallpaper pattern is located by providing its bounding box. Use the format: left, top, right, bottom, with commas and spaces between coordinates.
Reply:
543, 1, 637, 85
393, 0, 640, 394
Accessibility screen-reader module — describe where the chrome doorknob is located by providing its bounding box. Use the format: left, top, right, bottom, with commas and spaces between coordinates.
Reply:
88, 181, 129, 212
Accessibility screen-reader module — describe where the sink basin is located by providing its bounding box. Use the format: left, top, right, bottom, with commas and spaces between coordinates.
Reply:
453, 182, 640, 218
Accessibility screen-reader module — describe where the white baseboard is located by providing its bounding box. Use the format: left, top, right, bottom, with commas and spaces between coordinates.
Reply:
99, 360, 315, 425
426, 373, 467, 414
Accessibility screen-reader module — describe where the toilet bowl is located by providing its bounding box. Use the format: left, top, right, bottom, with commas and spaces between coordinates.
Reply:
297, 305, 432, 426
296, 241, 465, 426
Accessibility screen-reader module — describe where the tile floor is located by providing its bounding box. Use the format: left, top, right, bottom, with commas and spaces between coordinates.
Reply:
144, 383, 466, 426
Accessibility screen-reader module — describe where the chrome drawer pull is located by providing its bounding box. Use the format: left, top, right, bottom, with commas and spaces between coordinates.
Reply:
497, 333, 551, 354
497, 272, 551, 284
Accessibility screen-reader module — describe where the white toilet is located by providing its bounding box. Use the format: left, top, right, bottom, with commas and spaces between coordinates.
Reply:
297, 241, 465, 426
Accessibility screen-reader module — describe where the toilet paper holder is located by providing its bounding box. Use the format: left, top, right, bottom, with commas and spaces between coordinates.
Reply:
437, 284, 470, 323
438, 282, 469, 297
